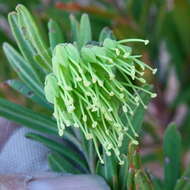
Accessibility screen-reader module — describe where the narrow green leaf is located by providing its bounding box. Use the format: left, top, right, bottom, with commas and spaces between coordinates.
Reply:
3, 43, 44, 99
69, 14, 79, 43
96, 160, 104, 178
87, 140, 96, 173
0, 97, 57, 134
0, 98, 81, 150
34, 53, 52, 71
78, 13, 92, 48
15, 4, 51, 70
6, 79, 52, 110
48, 19, 64, 52
119, 155, 129, 190
163, 123, 181, 190
48, 152, 81, 174
97, 153, 118, 189
99, 27, 116, 43
48, 153, 65, 172
8, 12, 46, 82
15, 4, 47, 51
26, 132, 88, 173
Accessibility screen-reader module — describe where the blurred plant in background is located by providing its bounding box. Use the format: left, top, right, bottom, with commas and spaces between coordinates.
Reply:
0, 0, 190, 190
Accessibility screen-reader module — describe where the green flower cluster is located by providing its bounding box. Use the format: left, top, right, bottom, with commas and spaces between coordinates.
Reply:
44, 38, 157, 164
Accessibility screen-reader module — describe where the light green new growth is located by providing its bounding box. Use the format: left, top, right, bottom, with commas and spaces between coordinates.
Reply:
44, 38, 157, 164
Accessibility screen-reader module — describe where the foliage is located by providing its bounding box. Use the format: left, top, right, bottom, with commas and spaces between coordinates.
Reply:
0, 1, 190, 190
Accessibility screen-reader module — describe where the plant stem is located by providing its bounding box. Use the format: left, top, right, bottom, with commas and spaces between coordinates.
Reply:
88, 140, 96, 174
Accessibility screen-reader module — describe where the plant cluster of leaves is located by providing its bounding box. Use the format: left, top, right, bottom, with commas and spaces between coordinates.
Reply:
0, 4, 151, 189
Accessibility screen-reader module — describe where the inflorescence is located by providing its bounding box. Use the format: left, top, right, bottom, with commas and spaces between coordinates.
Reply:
44, 38, 157, 165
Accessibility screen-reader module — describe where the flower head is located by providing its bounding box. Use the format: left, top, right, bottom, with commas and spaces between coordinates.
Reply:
44, 38, 157, 164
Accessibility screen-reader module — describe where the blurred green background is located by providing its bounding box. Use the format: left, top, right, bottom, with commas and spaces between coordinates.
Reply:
0, 0, 190, 178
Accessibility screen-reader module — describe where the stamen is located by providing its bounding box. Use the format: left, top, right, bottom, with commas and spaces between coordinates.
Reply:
93, 138, 104, 164
92, 121, 98, 128
118, 39, 149, 45
115, 48, 120, 56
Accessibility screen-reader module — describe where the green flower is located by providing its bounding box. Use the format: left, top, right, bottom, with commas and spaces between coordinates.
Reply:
44, 38, 157, 164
